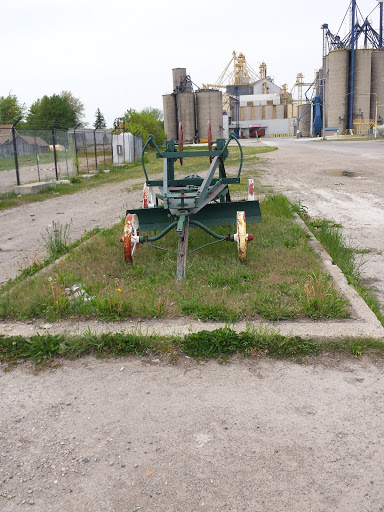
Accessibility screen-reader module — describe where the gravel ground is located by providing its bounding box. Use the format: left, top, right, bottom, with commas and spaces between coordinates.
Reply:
1, 138, 384, 511
1, 355, 384, 512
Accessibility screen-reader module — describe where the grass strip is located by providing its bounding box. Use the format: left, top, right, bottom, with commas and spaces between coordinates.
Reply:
1, 326, 383, 371
297, 211, 384, 327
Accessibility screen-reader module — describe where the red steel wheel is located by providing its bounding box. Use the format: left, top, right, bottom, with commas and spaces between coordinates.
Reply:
207, 121, 213, 163
121, 213, 140, 262
178, 121, 184, 165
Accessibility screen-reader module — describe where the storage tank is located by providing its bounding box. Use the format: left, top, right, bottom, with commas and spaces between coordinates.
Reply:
163, 94, 177, 141
353, 49, 372, 120
298, 104, 311, 137
371, 51, 384, 122
325, 49, 349, 133
176, 93, 196, 143
172, 68, 187, 92
195, 90, 223, 141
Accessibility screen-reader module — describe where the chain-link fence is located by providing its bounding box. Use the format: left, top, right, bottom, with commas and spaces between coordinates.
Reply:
0, 125, 142, 194
68, 129, 113, 174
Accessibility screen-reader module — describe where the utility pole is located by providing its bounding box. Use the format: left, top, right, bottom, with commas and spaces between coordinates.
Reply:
321, 24, 328, 140
348, 0, 357, 131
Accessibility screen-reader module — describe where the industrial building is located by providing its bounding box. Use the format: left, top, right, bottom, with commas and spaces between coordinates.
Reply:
163, 0, 384, 141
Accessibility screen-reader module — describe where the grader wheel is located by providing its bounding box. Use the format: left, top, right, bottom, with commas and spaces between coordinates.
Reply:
120, 213, 140, 262
236, 211, 254, 263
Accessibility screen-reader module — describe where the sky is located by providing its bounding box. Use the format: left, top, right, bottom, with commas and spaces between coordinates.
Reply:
2, 0, 382, 128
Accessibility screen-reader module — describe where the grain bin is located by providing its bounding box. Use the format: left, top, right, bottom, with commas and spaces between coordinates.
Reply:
176, 93, 196, 143
172, 68, 187, 92
196, 90, 223, 141
371, 51, 384, 122
298, 104, 311, 137
325, 49, 349, 133
353, 49, 372, 120
163, 94, 177, 141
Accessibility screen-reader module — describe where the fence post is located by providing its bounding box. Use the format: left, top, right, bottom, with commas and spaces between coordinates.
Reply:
11, 117, 22, 186
93, 128, 98, 172
74, 123, 81, 173
111, 129, 114, 164
51, 122, 58, 180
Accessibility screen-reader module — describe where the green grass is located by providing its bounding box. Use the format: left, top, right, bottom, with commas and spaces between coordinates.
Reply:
1, 326, 384, 370
298, 214, 384, 327
0, 194, 350, 323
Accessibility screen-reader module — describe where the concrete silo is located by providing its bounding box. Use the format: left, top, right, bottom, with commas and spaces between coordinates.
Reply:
325, 50, 349, 133
298, 104, 311, 137
371, 51, 384, 122
195, 90, 223, 141
163, 94, 177, 141
176, 93, 196, 143
172, 68, 187, 92
353, 49, 372, 120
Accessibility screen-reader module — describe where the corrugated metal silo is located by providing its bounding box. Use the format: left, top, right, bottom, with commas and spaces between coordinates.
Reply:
325, 50, 349, 133
163, 94, 177, 141
353, 49, 372, 120
371, 51, 384, 122
176, 93, 196, 143
298, 104, 311, 137
172, 68, 187, 91
196, 90, 223, 141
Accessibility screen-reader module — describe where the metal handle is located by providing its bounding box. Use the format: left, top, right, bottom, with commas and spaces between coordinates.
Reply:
141, 134, 163, 182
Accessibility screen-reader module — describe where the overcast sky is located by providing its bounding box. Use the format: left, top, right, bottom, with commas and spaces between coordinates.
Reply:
2, 0, 382, 127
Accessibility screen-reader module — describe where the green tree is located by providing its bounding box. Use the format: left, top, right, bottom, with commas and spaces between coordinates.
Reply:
94, 108, 106, 129
0, 94, 26, 124
122, 107, 165, 146
60, 90, 85, 125
26, 94, 77, 129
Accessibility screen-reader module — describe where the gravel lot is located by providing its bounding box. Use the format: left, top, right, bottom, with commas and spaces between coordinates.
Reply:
1, 138, 384, 511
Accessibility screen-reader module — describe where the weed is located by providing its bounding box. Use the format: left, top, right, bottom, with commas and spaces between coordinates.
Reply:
299, 273, 350, 319
41, 220, 72, 259
305, 218, 384, 326
180, 298, 241, 322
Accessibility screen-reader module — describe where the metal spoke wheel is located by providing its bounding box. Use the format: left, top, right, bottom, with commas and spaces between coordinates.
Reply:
143, 183, 155, 208
178, 122, 184, 165
121, 213, 140, 262
207, 121, 213, 163
236, 211, 254, 263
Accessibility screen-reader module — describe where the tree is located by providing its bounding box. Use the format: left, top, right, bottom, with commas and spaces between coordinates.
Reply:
60, 90, 85, 125
0, 94, 26, 124
26, 94, 77, 129
94, 108, 106, 129
122, 107, 165, 146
